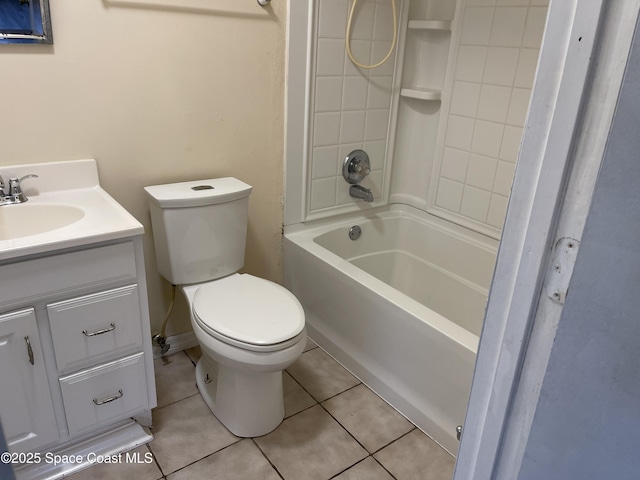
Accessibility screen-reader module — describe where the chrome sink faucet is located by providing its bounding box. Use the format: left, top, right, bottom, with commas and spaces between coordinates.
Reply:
0, 174, 39, 206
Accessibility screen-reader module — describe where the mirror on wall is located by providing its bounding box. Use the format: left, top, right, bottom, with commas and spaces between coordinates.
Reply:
0, 0, 52, 44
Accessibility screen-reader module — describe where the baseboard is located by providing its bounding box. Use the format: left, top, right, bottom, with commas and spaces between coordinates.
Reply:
152, 331, 198, 359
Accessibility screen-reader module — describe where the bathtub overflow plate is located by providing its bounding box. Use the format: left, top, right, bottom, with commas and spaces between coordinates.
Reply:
349, 225, 362, 241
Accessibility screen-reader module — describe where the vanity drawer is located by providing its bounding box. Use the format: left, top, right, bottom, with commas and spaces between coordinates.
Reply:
59, 352, 148, 438
48, 285, 143, 373
0, 242, 137, 311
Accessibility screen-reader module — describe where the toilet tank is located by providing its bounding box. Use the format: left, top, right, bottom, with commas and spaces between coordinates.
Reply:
144, 178, 253, 285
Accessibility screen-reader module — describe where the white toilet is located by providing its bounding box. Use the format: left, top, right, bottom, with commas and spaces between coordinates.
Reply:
144, 177, 306, 437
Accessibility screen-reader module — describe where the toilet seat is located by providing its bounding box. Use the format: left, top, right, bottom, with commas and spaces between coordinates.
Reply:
192, 274, 305, 352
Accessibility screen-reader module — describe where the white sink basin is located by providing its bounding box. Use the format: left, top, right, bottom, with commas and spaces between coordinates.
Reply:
0, 159, 144, 261
0, 204, 86, 241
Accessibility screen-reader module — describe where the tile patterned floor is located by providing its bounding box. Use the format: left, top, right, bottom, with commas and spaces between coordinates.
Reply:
69, 340, 455, 480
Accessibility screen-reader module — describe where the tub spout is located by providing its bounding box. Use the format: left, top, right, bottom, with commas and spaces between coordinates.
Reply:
349, 184, 374, 202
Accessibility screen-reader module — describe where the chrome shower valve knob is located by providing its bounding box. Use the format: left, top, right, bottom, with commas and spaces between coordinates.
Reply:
342, 150, 371, 185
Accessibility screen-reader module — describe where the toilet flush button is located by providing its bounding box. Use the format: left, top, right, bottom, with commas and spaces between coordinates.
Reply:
191, 185, 215, 191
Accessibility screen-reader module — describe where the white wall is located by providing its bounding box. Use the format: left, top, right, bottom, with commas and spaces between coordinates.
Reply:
0, 0, 287, 336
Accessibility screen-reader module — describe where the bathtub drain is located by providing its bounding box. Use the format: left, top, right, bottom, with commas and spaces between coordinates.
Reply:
349, 225, 362, 240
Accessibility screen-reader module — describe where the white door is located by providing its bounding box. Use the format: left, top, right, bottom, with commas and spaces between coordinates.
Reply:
0, 308, 59, 453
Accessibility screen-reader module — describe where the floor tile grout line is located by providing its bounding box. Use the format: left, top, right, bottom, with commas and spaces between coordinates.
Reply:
371, 454, 399, 480
327, 456, 371, 479
318, 397, 420, 474
285, 364, 362, 405
251, 438, 286, 480
144, 442, 167, 479
152, 391, 201, 412
317, 400, 374, 460
150, 437, 244, 478
183, 349, 198, 367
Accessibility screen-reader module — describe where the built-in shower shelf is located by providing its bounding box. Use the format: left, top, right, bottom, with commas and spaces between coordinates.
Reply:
407, 20, 451, 31
400, 87, 442, 101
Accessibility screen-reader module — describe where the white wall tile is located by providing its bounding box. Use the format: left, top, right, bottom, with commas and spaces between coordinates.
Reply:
367, 76, 393, 109
342, 76, 369, 110
340, 110, 367, 144
315, 77, 344, 112
312, 146, 339, 179
493, 160, 516, 196
314, 112, 341, 146
490, 7, 527, 47
434, 1, 545, 232
364, 109, 390, 141
477, 84, 512, 123
317, 39, 346, 76
361, 169, 383, 198
436, 178, 464, 212
373, 3, 394, 42
339, 142, 364, 166
506, 87, 531, 126
455, 46, 488, 83
522, 7, 548, 48
460, 185, 491, 222
345, 40, 373, 76
514, 48, 540, 88
499, 125, 523, 162
319, 0, 348, 39
305, 0, 395, 216
450, 81, 481, 118
350, 1, 376, 40
460, 7, 494, 45
441, 147, 469, 182
369, 41, 396, 76
471, 120, 504, 157
445, 115, 475, 151
363, 140, 387, 170
335, 177, 353, 205
466, 153, 498, 191
310, 177, 338, 210
483, 47, 519, 86
487, 193, 509, 228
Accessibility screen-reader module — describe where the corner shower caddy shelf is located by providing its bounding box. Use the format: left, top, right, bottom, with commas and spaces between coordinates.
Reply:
400, 19, 451, 102
407, 19, 451, 30
400, 87, 442, 101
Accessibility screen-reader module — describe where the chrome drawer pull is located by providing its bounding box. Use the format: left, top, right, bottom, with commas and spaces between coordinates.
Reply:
93, 389, 123, 405
82, 323, 116, 337
24, 336, 34, 365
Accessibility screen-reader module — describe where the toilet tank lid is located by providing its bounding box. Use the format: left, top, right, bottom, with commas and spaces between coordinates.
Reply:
144, 177, 252, 208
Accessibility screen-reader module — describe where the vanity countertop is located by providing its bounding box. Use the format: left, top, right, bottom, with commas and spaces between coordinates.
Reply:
0, 159, 143, 261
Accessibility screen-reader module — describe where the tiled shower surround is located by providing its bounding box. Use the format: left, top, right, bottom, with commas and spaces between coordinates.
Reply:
310, 0, 396, 211
432, 0, 548, 235
307, 0, 548, 238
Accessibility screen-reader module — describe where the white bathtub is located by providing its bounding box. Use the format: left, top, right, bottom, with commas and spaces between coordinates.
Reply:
283, 204, 497, 454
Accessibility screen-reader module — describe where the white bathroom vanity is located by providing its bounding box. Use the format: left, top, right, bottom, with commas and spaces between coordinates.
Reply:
0, 159, 156, 480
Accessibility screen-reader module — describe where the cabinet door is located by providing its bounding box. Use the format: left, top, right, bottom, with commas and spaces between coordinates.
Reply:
0, 309, 59, 453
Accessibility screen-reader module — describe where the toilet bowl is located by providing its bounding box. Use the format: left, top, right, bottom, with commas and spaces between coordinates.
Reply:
181, 274, 306, 437
144, 178, 306, 437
